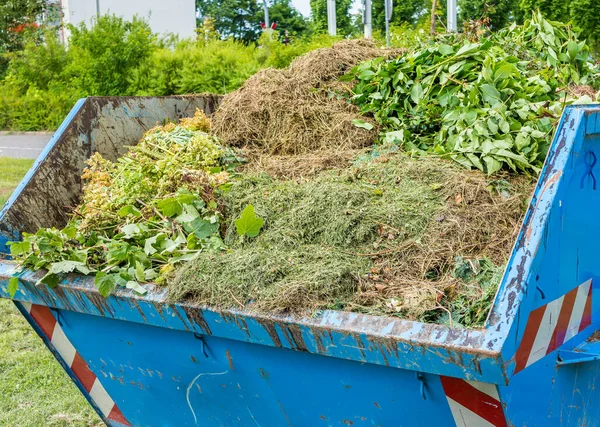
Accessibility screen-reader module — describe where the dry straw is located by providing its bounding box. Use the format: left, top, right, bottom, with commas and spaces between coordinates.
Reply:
213, 39, 401, 155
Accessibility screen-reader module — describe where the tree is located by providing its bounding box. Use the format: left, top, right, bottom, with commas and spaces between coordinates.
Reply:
519, 0, 570, 23
372, 0, 428, 33
196, 0, 263, 43
458, 0, 519, 29
266, 0, 310, 38
196, 0, 307, 43
571, 0, 600, 54
0, 0, 46, 52
310, 0, 354, 36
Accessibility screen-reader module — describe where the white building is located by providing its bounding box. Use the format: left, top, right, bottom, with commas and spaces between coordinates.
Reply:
59, 0, 197, 40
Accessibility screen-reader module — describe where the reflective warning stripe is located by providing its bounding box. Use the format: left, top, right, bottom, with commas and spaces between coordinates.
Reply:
22, 303, 130, 426
514, 279, 593, 373
440, 376, 507, 427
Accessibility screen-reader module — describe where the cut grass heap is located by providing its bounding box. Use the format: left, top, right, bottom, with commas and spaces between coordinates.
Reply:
170, 150, 534, 327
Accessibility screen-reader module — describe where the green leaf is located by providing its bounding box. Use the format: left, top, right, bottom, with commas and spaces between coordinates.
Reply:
455, 43, 479, 57
480, 84, 502, 105
567, 41, 579, 59
358, 69, 376, 79
176, 204, 201, 223
126, 281, 147, 295
494, 63, 517, 81
235, 204, 264, 238
49, 261, 91, 275
38, 272, 60, 288
351, 119, 374, 130
144, 269, 159, 280
95, 272, 115, 297
118, 205, 142, 218
62, 226, 77, 239
188, 218, 219, 239
410, 83, 424, 104
144, 235, 160, 255
134, 262, 145, 282
448, 60, 465, 75
8, 277, 19, 298
483, 156, 503, 175
8, 241, 31, 256
438, 44, 454, 56
157, 197, 183, 217
121, 224, 141, 239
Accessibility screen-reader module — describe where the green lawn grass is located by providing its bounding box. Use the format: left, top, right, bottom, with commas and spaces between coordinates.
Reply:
0, 158, 34, 206
0, 158, 101, 426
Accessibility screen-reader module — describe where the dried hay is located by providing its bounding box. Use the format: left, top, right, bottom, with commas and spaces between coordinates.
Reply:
212, 39, 401, 155
240, 148, 360, 179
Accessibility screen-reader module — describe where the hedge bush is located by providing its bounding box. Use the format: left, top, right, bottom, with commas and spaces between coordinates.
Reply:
0, 15, 339, 131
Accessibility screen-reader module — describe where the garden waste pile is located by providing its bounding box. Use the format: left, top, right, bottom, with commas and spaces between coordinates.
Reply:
8, 14, 600, 328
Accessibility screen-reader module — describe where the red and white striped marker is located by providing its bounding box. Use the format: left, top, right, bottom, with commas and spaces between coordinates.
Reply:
514, 279, 593, 373
440, 376, 507, 427
22, 302, 130, 426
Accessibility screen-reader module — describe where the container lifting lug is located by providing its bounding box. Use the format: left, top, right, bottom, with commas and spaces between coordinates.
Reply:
581, 150, 597, 190
536, 285, 546, 300
416, 371, 426, 400
194, 333, 209, 358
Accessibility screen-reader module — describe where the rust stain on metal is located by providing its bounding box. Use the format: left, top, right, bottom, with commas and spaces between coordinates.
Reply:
181, 306, 211, 335
256, 319, 282, 348
314, 330, 326, 354
150, 300, 167, 321
130, 299, 148, 322
471, 356, 482, 374
259, 368, 270, 380
129, 380, 146, 390
222, 312, 251, 338
226, 349, 235, 371
354, 335, 367, 358
284, 324, 308, 352
371, 340, 390, 366
170, 307, 191, 331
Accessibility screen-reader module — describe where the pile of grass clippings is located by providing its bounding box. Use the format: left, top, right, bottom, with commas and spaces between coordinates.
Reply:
169, 150, 535, 327
212, 39, 401, 155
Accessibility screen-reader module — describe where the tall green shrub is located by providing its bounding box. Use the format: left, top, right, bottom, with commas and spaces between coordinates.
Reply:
64, 15, 155, 96
571, 0, 600, 54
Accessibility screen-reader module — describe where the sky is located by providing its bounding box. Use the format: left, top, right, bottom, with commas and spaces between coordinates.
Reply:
291, 0, 361, 17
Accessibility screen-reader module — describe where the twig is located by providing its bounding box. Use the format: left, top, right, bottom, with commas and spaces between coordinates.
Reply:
374, 221, 404, 235
436, 304, 453, 327
228, 289, 245, 309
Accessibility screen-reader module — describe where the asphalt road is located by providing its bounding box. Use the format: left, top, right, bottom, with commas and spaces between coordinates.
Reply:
0, 132, 54, 159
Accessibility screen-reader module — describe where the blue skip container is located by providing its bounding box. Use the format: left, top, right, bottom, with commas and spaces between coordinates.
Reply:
1, 97, 600, 426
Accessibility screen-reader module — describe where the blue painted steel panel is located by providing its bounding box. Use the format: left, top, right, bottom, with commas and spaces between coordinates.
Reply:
60, 308, 457, 426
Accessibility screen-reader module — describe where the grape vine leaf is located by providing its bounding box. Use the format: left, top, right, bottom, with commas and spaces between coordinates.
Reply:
235, 204, 264, 238
95, 272, 115, 297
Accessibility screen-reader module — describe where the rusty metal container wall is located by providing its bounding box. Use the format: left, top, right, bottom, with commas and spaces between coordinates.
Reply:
0, 100, 600, 426
0, 95, 221, 249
